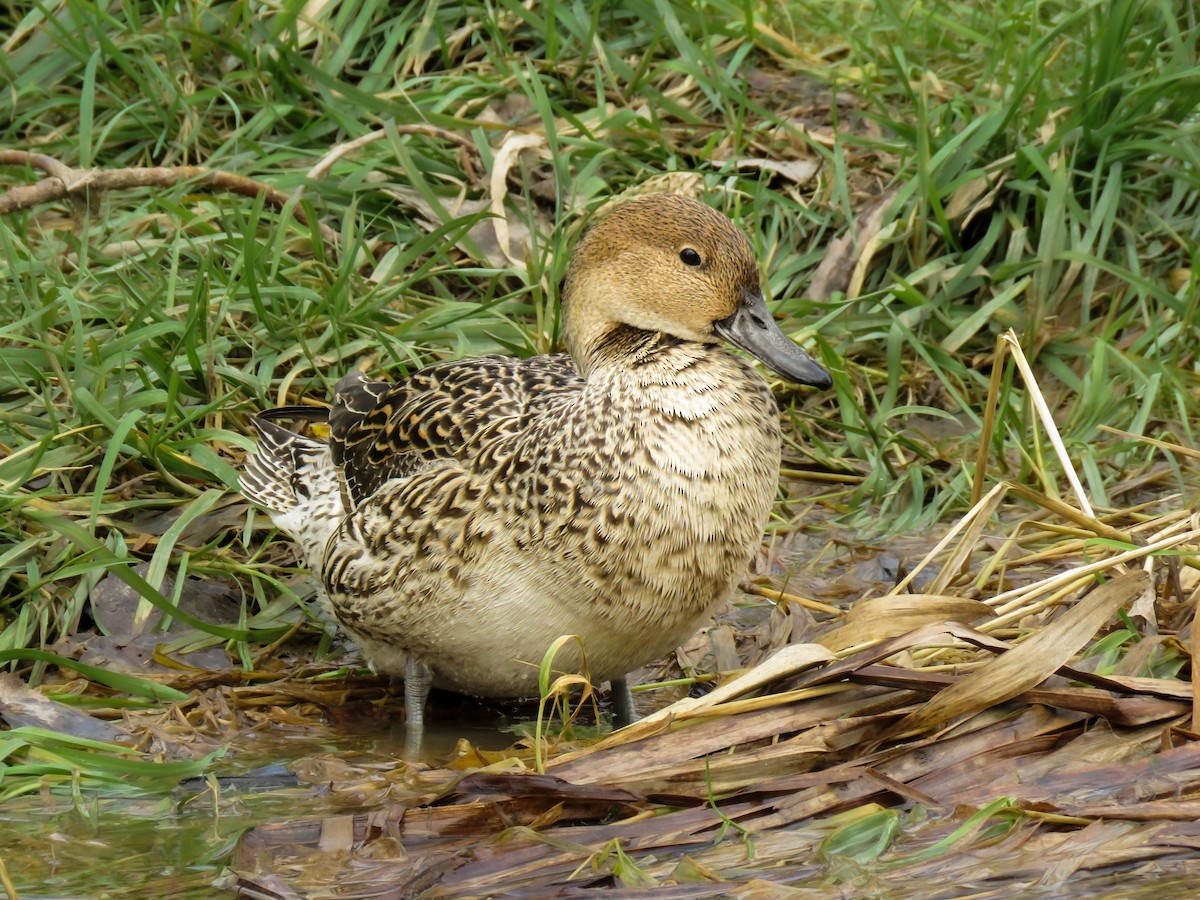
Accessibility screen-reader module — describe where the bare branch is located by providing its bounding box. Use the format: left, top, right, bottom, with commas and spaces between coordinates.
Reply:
0, 151, 340, 250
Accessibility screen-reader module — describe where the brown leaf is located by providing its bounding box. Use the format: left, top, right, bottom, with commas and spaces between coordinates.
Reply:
895, 571, 1152, 736
547, 686, 892, 787
892, 707, 1084, 809
943, 730, 1200, 811
708, 623, 740, 672
851, 665, 1188, 726
806, 189, 897, 301
816, 594, 994, 651
638, 643, 835, 726
1064, 799, 1200, 821
455, 772, 642, 804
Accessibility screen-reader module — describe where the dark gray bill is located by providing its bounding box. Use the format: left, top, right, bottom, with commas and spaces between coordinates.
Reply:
713, 290, 832, 388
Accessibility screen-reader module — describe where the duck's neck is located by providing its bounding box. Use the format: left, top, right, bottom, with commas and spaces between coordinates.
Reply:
564, 297, 698, 379
562, 275, 655, 378
575, 324, 676, 374
561, 284, 723, 381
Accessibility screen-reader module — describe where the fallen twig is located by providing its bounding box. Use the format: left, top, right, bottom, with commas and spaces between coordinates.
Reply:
0, 149, 340, 250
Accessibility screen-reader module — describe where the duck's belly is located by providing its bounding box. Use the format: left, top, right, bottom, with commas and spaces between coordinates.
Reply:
349, 559, 724, 698
333, 535, 734, 696
331, 470, 775, 698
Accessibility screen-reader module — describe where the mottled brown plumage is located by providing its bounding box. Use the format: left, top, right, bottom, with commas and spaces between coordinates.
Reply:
240, 194, 830, 732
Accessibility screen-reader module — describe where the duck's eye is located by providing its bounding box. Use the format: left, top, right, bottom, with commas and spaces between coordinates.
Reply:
679, 248, 703, 267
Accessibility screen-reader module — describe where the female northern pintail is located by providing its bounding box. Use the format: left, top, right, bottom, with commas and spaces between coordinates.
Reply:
241, 194, 831, 739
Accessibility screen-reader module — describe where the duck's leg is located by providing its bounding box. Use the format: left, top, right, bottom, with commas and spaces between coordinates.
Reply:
610, 676, 636, 729
404, 656, 433, 757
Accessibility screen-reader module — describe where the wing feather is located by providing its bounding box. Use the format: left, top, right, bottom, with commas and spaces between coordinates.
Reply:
329, 354, 581, 506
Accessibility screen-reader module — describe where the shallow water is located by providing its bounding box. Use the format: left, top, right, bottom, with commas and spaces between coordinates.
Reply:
0, 713, 523, 899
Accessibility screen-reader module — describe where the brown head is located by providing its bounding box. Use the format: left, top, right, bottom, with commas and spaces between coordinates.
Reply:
561, 194, 830, 387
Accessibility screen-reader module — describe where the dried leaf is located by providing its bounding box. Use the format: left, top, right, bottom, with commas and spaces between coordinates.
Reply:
731, 157, 820, 185
817, 594, 994, 651
907, 482, 1007, 596
1167, 267, 1193, 293
942, 729, 1200, 811
852, 665, 1188, 726
708, 623, 740, 672
895, 570, 1151, 735
456, 772, 642, 804
944, 171, 1005, 229
642, 642, 835, 724
489, 132, 550, 267
807, 189, 897, 301
548, 687, 888, 787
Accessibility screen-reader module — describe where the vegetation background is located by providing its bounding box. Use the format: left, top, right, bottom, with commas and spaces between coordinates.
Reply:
1, 0, 1199, 894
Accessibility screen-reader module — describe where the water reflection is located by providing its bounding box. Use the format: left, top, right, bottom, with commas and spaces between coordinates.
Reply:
0, 709, 524, 899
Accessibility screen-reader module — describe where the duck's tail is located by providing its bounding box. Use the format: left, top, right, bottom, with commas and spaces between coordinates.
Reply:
240, 411, 346, 569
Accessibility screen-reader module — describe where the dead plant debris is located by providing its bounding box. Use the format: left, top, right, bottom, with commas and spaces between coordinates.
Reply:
227, 480, 1200, 898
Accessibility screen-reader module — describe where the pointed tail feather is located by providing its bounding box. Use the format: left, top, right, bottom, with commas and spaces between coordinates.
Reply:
240, 416, 322, 513
241, 415, 336, 511
241, 414, 347, 567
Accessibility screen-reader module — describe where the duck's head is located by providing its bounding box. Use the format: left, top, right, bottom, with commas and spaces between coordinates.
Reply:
562, 194, 831, 388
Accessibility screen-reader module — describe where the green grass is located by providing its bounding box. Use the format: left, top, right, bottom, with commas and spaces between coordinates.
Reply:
0, 0, 1198, 784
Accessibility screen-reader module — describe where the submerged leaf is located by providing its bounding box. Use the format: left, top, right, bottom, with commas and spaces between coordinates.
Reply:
0, 673, 131, 743
820, 807, 901, 863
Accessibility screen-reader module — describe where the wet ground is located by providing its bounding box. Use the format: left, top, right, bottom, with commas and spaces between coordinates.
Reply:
5, 486, 1200, 898
1, 716, 518, 899
9, 733, 1199, 900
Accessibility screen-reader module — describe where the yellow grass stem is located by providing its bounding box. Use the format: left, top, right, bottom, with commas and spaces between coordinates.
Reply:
0, 852, 18, 900
1001, 330, 1095, 519
986, 529, 1198, 619
971, 331, 1009, 508
889, 482, 1007, 596
743, 583, 842, 616
1098, 425, 1200, 461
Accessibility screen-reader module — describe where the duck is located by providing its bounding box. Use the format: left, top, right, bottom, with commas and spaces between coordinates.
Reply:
240, 193, 831, 742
